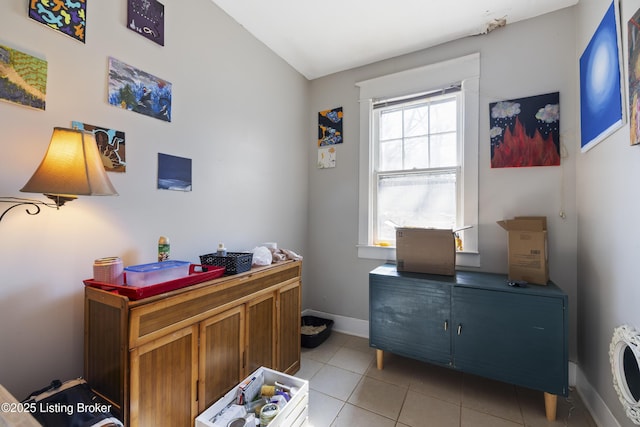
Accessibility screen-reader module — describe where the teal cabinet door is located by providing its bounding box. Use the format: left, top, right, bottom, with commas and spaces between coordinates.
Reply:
452, 286, 567, 396
370, 273, 451, 365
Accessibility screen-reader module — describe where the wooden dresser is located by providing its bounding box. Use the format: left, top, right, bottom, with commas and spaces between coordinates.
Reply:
84, 260, 302, 427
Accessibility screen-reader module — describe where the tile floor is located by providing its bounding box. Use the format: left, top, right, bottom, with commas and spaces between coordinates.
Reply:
299, 332, 597, 427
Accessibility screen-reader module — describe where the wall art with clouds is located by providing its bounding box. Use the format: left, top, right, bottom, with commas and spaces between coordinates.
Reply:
490, 92, 560, 168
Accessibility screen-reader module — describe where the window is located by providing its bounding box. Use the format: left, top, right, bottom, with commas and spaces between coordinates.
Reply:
356, 54, 480, 267
373, 88, 461, 244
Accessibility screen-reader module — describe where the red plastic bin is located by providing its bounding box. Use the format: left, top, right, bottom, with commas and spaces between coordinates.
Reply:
84, 264, 225, 300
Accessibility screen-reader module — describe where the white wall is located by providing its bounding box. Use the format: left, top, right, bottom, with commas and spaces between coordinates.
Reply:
306, 8, 579, 360
0, 0, 309, 399
576, 0, 640, 426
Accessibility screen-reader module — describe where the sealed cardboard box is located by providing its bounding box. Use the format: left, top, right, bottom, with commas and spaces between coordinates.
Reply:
396, 228, 455, 276
497, 216, 549, 285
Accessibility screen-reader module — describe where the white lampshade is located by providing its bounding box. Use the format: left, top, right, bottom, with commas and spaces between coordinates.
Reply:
20, 127, 118, 203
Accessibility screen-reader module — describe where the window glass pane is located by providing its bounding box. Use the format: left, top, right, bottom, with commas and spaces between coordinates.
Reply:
380, 109, 402, 140
430, 133, 457, 167
430, 99, 457, 133
404, 105, 429, 137
379, 139, 402, 171
404, 136, 429, 169
376, 171, 457, 242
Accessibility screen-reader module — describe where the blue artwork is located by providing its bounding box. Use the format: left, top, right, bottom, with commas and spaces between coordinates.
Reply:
108, 57, 172, 122
579, 1, 624, 152
158, 153, 192, 191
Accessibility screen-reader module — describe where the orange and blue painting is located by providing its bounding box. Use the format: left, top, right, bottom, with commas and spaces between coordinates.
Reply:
29, 0, 86, 43
628, 6, 640, 145
318, 107, 343, 146
72, 121, 126, 173
490, 92, 560, 168
0, 44, 47, 110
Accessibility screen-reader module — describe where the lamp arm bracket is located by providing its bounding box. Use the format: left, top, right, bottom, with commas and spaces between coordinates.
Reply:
0, 197, 59, 222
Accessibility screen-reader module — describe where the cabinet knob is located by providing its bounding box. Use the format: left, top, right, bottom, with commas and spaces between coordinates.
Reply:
457, 324, 462, 335
444, 320, 448, 331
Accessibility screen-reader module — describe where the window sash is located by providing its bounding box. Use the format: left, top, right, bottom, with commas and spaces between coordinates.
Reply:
372, 91, 462, 244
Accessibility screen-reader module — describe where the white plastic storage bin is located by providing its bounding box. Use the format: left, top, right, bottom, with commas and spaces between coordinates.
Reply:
195, 367, 309, 427
124, 260, 190, 287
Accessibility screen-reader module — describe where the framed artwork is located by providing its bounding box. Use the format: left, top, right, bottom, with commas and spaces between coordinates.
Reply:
127, 0, 165, 46
158, 153, 192, 191
318, 107, 343, 146
29, 0, 86, 43
108, 57, 172, 122
579, 1, 624, 152
72, 121, 126, 173
318, 147, 336, 169
490, 92, 561, 168
628, 7, 640, 145
0, 44, 47, 110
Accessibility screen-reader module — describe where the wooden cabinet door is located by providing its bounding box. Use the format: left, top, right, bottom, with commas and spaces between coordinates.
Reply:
370, 273, 451, 366
129, 325, 198, 427
246, 293, 276, 373
199, 306, 245, 411
277, 281, 301, 374
452, 286, 567, 395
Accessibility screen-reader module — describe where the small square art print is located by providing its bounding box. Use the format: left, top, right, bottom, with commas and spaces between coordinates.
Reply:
490, 92, 560, 168
127, 0, 165, 46
29, 0, 87, 43
158, 153, 192, 192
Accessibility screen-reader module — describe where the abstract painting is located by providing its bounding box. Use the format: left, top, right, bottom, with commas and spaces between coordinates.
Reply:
490, 92, 560, 168
108, 57, 172, 122
318, 106, 343, 146
580, 1, 624, 152
318, 146, 336, 169
628, 7, 640, 145
72, 121, 126, 173
127, 0, 165, 46
29, 0, 86, 43
0, 44, 47, 110
158, 153, 192, 191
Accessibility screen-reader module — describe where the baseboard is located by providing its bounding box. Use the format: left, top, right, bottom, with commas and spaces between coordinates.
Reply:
301, 310, 620, 427
301, 309, 369, 338
574, 364, 621, 427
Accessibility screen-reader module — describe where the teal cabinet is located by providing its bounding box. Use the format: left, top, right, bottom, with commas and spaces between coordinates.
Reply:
369, 264, 568, 420
370, 272, 451, 365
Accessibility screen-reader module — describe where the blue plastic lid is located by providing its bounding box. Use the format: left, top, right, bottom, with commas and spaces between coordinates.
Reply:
124, 260, 190, 272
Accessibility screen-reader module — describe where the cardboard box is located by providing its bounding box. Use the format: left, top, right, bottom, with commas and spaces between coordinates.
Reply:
195, 367, 308, 427
396, 228, 455, 275
497, 216, 549, 285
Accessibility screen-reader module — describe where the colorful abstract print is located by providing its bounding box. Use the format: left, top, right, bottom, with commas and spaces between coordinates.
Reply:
108, 57, 172, 122
0, 45, 47, 110
29, 0, 87, 43
318, 107, 343, 146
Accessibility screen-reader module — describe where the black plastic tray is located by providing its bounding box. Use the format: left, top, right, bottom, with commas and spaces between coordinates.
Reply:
301, 315, 334, 348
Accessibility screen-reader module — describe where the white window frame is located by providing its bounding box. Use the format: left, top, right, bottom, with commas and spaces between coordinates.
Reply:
356, 53, 480, 267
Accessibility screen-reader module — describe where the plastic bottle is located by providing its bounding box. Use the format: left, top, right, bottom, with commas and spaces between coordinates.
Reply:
217, 243, 227, 256
158, 236, 170, 262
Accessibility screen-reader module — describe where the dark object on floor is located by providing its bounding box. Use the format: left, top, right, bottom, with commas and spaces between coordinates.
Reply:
301, 315, 334, 348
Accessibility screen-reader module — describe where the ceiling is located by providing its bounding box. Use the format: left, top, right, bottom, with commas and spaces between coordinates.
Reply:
211, 0, 578, 80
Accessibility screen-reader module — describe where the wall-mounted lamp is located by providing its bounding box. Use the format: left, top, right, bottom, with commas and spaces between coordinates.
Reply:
0, 127, 118, 222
